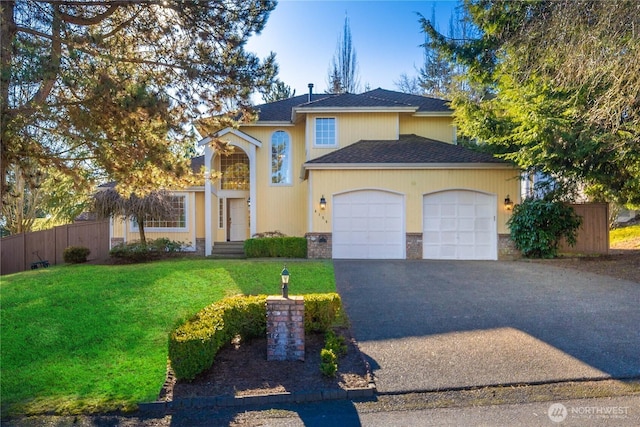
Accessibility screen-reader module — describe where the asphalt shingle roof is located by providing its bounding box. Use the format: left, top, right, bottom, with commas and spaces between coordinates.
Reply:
362, 88, 450, 113
254, 88, 451, 122
305, 135, 506, 165
254, 93, 331, 121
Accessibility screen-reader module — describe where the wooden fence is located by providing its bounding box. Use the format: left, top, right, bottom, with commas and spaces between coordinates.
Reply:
559, 203, 609, 254
1, 220, 110, 275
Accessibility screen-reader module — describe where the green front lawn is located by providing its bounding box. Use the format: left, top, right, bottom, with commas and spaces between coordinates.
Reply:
0, 258, 335, 416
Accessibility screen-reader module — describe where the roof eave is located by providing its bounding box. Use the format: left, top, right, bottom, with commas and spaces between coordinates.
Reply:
412, 111, 452, 117
303, 162, 518, 170
245, 121, 294, 127
293, 106, 418, 114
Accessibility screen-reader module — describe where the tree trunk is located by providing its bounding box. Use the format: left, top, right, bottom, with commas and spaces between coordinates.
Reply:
138, 218, 147, 245
1, 1, 16, 195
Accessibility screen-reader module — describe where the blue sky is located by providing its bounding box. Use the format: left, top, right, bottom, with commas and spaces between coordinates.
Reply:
246, 0, 461, 101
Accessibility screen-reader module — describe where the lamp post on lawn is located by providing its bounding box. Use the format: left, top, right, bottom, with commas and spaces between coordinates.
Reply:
281, 265, 290, 298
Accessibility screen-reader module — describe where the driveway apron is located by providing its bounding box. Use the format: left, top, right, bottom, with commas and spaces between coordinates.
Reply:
334, 260, 640, 394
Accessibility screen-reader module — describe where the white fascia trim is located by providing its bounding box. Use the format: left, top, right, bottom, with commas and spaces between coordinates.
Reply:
198, 128, 263, 147
303, 163, 518, 170
294, 106, 417, 114
412, 111, 452, 117
245, 121, 294, 127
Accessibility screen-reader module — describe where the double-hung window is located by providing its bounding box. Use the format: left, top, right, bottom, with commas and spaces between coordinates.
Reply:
314, 117, 336, 147
271, 130, 291, 185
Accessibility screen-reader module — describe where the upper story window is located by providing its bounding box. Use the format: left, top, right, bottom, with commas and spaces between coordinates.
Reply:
314, 117, 336, 146
221, 152, 249, 190
271, 130, 291, 185
133, 194, 187, 230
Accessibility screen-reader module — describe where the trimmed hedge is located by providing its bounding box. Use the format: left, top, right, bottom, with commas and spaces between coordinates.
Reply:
169, 293, 344, 380
109, 238, 185, 263
244, 237, 307, 258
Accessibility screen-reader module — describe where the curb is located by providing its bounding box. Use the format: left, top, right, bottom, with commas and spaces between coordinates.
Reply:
138, 384, 376, 414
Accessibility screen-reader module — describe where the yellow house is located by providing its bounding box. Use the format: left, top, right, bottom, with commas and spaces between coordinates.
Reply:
110, 87, 521, 260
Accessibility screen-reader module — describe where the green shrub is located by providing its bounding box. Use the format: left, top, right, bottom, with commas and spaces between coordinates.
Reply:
508, 199, 582, 258
169, 293, 344, 380
325, 330, 347, 357
244, 237, 307, 258
109, 238, 185, 263
320, 348, 338, 377
304, 293, 345, 333
62, 246, 91, 264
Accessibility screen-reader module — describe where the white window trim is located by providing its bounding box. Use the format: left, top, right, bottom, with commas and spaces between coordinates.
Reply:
130, 192, 189, 232
313, 117, 338, 148
270, 130, 293, 186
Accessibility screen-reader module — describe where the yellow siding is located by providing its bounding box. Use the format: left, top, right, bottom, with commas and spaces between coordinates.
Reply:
238, 124, 309, 237
309, 168, 520, 234
399, 115, 455, 143
306, 112, 398, 161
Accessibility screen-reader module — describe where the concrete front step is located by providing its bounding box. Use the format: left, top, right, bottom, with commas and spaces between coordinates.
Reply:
210, 242, 245, 258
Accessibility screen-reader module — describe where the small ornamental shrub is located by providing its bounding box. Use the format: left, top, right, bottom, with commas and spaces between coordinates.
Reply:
508, 199, 582, 258
244, 237, 307, 258
320, 348, 338, 377
325, 329, 347, 357
304, 293, 345, 333
251, 230, 285, 238
63, 246, 91, 264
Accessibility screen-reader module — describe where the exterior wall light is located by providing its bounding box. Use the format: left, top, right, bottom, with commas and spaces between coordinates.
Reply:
281, 265, 290, 298
504, 195, 514, 211
319, 195, 327, 210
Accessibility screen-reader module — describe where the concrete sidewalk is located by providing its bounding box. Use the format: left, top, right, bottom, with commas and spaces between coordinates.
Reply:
334, 260, 640, 394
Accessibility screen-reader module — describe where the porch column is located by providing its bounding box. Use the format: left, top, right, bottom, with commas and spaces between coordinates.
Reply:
204, 146, 214, 256
249, 144, 257, 237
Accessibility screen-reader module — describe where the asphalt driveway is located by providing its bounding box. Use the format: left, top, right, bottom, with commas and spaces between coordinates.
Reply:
334, 260, 640, 394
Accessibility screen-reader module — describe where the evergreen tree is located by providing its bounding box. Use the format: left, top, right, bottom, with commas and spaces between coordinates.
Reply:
261, 81, 296, 103
421, 0, 640, 206
327, 14, 360, 93
1, 0, 278, 202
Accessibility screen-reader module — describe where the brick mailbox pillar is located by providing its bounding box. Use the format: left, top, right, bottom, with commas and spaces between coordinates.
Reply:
266, 296, 305, 361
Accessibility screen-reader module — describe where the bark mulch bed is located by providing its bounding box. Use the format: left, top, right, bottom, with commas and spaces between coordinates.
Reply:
159, 327, 371, 402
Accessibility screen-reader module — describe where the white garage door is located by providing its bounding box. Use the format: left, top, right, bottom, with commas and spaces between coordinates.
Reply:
333, 190, 405, 259
423, 190, 497, 260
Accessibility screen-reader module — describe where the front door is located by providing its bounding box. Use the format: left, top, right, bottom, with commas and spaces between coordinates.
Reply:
228, 198, 248, 241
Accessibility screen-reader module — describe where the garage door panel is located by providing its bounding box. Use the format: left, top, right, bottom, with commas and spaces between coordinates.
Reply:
442, 218, 457, 230
458, 219, 475, 231
441, 231, 457, 244
333, 190, 405, 259
459, 205, 475, 217
442, 205, 456, 216
423, 190, 497, 260
476, 205, 493, 217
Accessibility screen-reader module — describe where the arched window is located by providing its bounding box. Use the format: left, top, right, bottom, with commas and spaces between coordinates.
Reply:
219, 151, 249, 190
271, 131, 291, 185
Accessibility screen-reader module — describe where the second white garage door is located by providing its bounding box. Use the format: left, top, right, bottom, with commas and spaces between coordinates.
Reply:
333, 190, 405, 259
423, 190, 497, 260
